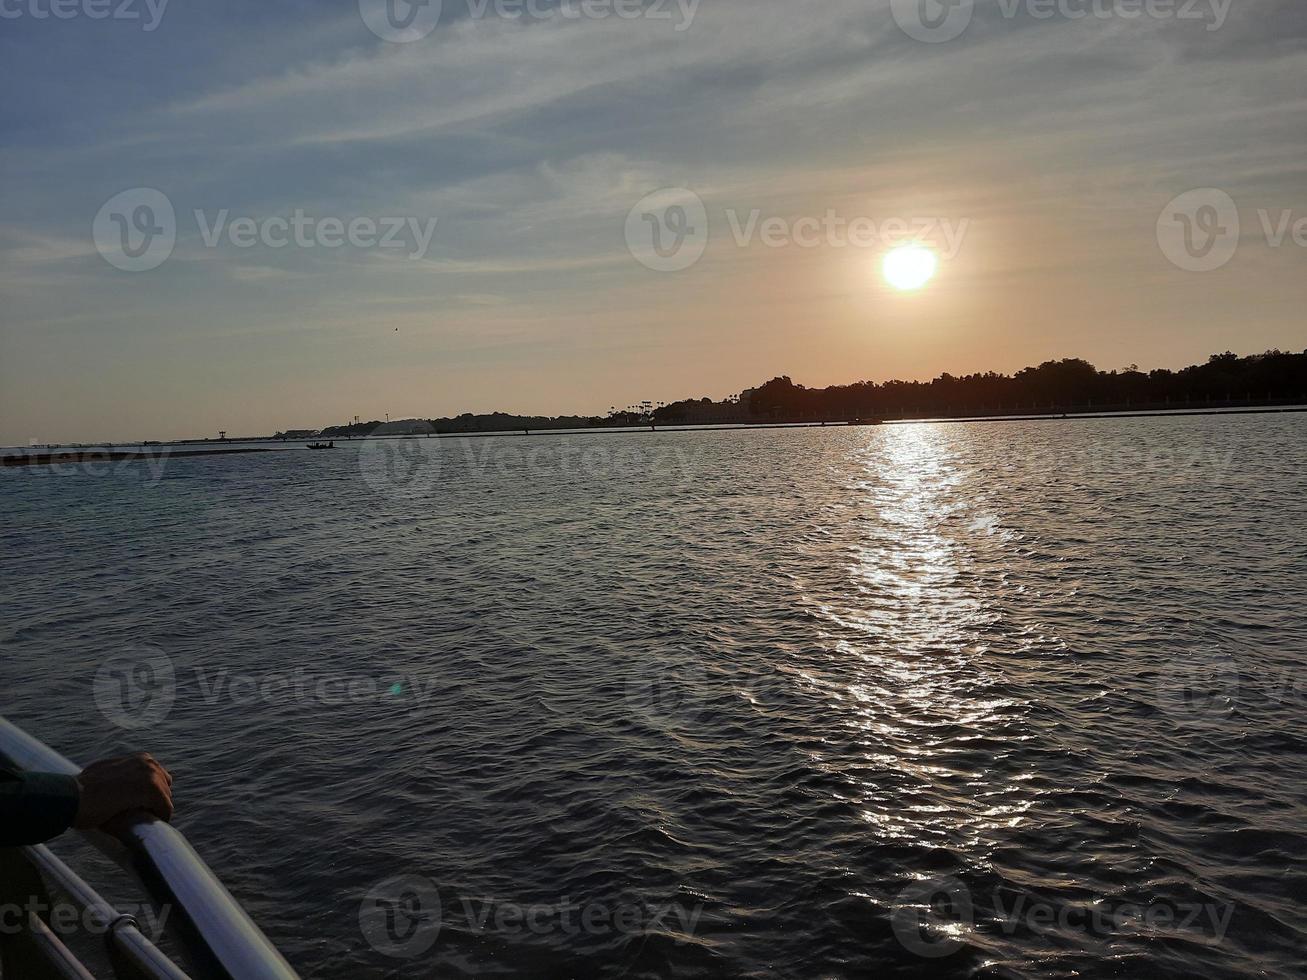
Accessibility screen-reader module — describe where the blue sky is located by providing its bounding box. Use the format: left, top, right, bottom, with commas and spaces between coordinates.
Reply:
2, 0, 1305, 442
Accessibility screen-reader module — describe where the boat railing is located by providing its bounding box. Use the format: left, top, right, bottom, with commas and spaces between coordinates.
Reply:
0, 715, 299, 980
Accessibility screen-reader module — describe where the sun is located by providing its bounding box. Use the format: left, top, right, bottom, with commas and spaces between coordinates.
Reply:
882, 244, 938, 291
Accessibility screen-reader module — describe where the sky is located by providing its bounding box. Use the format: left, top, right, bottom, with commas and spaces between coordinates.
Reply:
2, 0, 1305, 443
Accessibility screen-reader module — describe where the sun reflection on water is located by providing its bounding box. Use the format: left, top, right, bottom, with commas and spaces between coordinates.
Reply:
809, 426, 1035, 855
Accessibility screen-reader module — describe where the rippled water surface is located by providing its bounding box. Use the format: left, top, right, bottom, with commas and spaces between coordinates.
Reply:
3, 416, 1306, 978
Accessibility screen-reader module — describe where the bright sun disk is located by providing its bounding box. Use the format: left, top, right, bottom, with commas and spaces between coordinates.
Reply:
882, 244, 938, 291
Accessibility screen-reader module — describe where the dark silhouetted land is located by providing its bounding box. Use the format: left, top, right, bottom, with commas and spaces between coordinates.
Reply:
305, 349, 1307, 435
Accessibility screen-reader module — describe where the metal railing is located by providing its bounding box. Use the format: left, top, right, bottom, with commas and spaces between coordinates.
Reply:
17, 842, 191, 980
0, 715, 299, 980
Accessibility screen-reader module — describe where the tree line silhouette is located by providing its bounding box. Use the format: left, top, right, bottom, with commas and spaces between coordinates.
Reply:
647, 349, 1307, 424
314, 349, 1306, 436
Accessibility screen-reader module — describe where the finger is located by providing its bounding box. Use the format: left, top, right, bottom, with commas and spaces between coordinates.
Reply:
146, 759, 172, 785
142, 757, 172, 786
147, 788, 174, 823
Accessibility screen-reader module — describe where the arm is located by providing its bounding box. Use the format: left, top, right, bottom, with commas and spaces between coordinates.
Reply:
0, 768, 81, 846
0, 754, 174, 847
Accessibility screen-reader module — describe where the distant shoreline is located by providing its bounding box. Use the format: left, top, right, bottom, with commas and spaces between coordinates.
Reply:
6, 403, 1304, 467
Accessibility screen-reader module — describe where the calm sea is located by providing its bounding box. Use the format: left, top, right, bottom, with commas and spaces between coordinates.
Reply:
3, 415, 1305, 978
